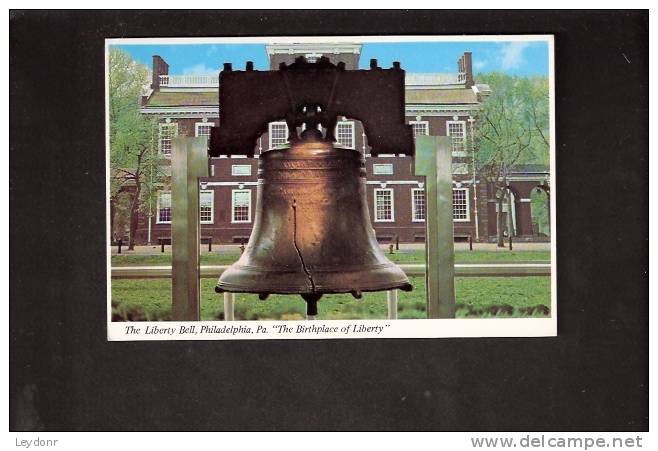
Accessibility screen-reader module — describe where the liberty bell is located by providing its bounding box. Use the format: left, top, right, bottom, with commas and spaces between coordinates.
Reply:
210, 56, 415, 316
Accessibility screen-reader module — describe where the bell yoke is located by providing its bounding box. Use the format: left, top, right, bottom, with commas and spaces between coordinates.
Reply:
210, 56, 414, 316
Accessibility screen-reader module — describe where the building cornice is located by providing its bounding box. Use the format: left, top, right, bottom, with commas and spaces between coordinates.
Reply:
405, 84, 466, 90
405, 104, 480, 117
506, 174, 550, 181
159, 87, 217, 93
266, 43, 362, 55
140, 106, 219, 117
141, 104, 478, 118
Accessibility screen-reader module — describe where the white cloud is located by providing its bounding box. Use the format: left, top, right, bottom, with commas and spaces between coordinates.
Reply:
499, 42, 531, 70
182, 63, 219, 75
473, 59, 487, 70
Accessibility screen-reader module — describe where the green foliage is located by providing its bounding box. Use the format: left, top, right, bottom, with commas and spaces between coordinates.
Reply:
111, 276, 551, 321
531, 188, 550, 236
473, 72, 549, 179
109, 48, 167, 199
112, 191, 132, 239
109, 49, 168, 246
471, 72, 550, 245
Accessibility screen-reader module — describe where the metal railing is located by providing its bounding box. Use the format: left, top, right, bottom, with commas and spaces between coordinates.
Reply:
111, 263, 551, 279
405, 73, 465, 86
159, 74, 218, 87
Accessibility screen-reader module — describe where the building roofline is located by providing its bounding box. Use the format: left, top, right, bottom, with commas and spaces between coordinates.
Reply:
265, 42, 362, 56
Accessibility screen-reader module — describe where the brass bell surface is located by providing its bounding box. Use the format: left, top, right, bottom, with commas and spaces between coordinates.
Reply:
216, 131, 412, 313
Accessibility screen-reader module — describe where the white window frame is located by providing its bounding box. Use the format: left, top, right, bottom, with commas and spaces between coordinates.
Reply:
199, 190, 214, 224
195, 122, 214, 142
453, 187, 471, 222
409, 120, 429, 138
156, 191, 172, 224
446, 120, 467, 156
374, 188, 395, 222
158, 123, 178, 158
231, 189, 252, 224
452, 162, 470, 175
335, 120, 355, 149
268, 121, 289, 149
231, 164, 252, 176
373, 163, 394, 175
411, 188, 426, 222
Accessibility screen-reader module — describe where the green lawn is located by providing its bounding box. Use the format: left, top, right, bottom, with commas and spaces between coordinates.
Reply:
111, 276, 551, 321
111, 249, 551, 321
111, 249, 551, 266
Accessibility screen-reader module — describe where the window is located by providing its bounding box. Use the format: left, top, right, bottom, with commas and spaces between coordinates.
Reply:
452, 162, 469, 175
159, 123, 178, 157
269, 122, 288, 148
156, 191, 171, 224
232, 190, 251, 223
335, 121, 355, 148
374, 189, 394, 222
200, 190, 214, 224
231, 164, 252, 176
195, 122, 213, 140
373, 163, 394, 175
409, 120, 429, 138
407, 188, 470, 222
453, 188, 470, 222
412, 188, 425, 222
305, 53, 322, 63
447, 121, 466, 156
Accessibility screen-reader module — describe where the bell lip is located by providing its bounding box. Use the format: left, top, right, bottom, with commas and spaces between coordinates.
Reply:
214, 282, 413, 296
217, 258, 411, 295
216, 276, 412, 295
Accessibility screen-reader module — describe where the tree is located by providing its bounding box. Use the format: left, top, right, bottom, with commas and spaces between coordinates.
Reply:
472, 72, 549, 247
109, 49, 164, 249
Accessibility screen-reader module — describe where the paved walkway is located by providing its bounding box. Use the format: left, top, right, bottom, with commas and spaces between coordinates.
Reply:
111, 241, 551, 255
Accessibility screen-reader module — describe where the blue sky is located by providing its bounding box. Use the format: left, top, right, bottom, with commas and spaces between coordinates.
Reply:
113, 40, 549, 77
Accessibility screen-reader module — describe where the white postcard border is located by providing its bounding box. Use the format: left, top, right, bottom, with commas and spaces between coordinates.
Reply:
105, 34, 556, 341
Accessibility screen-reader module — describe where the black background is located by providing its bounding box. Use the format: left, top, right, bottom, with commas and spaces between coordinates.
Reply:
10, 11, 648, 431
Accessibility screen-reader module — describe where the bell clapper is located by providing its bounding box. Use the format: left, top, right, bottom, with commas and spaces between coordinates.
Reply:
301, 293, 322, 319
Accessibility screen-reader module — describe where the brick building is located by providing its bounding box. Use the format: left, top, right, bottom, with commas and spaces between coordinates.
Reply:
131, 43, 550, 245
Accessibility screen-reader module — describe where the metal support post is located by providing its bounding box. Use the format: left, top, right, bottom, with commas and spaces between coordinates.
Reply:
387, 290, 398, 320
414, 136, 456, 318
223, 292, 235, 321
171, 137, 209, 321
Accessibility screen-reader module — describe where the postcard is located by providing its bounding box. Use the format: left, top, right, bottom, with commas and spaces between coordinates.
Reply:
106, 35, 555, 341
